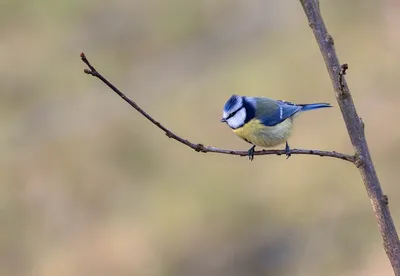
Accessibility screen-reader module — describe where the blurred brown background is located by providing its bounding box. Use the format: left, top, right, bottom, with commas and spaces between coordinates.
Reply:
2, 0, 400, 275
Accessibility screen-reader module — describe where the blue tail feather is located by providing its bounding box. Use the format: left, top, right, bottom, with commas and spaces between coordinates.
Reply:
299, 103, 332, 112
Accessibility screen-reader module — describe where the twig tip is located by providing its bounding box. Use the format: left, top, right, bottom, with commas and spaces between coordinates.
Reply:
341, 63, 348, 74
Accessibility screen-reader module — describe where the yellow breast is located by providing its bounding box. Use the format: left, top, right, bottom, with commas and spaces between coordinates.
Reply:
233, 118, 293, 148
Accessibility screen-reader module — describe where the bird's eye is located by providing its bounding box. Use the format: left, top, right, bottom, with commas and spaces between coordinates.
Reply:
226, 107, 242, 120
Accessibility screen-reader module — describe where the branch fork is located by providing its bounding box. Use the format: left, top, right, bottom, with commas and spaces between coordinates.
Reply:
81, 2, 400, 271
80, 52, 354, 163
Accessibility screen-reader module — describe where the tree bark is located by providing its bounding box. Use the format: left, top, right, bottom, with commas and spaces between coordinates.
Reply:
299, 0, 400, 274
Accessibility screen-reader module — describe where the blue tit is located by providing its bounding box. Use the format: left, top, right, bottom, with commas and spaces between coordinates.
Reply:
221, 95, 331, 160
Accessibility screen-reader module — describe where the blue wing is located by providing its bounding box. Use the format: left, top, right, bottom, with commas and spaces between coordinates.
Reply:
254, 98, 302, 127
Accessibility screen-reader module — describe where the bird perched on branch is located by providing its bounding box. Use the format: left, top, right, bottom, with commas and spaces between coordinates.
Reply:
221, 95, 331, 160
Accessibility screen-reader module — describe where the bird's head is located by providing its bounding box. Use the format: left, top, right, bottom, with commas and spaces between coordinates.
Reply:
221, 95, 247, 129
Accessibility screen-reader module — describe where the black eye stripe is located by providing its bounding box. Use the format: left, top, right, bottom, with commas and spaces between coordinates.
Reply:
226, 107, 243, 120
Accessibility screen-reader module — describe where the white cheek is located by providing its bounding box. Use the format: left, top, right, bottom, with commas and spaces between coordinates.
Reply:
227, 108, 246, 129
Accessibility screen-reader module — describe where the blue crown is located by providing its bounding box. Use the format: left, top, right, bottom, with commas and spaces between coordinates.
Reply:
223, 95, 241, 112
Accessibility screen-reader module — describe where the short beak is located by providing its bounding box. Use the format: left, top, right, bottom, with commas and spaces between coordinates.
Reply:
220, 118, 226, 123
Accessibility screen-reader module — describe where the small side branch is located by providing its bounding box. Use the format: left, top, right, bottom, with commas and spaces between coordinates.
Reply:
339, 63, 348, 93
80, 53, 354, 163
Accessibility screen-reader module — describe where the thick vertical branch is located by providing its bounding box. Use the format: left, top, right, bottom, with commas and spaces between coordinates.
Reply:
299, 0, 400, 274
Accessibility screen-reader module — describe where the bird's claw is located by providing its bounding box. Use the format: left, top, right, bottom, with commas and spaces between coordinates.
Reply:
248, 145, 256, 161
285, 141, 291, 159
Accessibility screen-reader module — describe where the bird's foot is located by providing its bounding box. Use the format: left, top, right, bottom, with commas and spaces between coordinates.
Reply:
248, 145, 256, 161
285, 141, 291, 159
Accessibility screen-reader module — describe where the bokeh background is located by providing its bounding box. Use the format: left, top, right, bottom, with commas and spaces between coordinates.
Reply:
2, 0, 400, 275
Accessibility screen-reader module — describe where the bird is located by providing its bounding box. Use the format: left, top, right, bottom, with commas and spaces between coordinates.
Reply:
221, 95, 331, 160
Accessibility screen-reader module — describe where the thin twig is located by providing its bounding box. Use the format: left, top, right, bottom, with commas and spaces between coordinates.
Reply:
80, 52, 354, 163
299, 1, 400, 274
